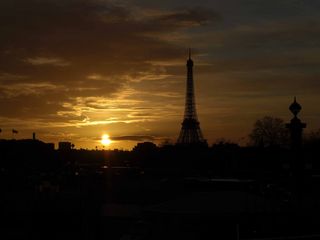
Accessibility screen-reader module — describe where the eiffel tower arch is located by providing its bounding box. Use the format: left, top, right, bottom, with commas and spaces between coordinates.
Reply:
177, 49, 207, 146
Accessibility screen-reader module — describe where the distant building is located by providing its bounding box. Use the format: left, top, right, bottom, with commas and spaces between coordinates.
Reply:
58, 141, 72, 151
46, 143, 55, 151
133, 142, 157, 152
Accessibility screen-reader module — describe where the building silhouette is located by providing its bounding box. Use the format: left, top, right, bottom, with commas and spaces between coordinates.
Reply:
286, 97, 306, 203
177, 49, 206, 145
286, 97, 306, 150
58, 141, 72, 151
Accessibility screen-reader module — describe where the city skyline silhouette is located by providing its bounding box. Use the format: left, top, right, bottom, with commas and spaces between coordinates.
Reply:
2, 95, 320, 240
0, 50, 316, 150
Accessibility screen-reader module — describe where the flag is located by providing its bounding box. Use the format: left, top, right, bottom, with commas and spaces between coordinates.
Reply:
12, 129, 18, 134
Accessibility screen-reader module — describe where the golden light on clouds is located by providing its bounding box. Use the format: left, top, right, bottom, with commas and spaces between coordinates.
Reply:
1, 0, 320, 150
101, 134, 112, 146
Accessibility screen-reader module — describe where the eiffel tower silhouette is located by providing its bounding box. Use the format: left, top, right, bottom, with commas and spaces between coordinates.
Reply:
177, 49, 206, 145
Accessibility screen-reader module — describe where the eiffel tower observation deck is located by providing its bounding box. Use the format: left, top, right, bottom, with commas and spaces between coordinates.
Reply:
177, 49, 206, 146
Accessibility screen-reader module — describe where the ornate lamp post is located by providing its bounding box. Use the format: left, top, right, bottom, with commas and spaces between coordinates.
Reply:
286, 97, 306, 150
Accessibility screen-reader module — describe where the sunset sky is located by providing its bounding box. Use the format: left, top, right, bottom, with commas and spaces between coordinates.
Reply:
1, 0, 320, 149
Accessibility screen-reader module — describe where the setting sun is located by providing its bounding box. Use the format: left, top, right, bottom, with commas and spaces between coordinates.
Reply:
101, 134, 112, 146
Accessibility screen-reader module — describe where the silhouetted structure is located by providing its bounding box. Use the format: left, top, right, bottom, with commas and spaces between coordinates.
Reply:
177, 49, 206, 145
286, 97, 306, 149
58, 141, 72, 151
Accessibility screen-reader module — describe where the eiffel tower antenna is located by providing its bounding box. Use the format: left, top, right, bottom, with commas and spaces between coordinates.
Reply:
177, 49, 206, 145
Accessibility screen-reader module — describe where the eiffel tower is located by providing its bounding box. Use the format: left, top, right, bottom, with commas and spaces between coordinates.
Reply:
177, 49, 206, 145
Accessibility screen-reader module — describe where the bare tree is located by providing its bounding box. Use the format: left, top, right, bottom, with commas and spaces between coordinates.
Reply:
249, 116, 289, 147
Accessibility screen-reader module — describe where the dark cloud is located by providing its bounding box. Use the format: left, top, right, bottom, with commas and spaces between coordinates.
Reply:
151, 8, 221, 28
0, 0, 215, 64
111, 135, 156, 141
0, 1, 215, 77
